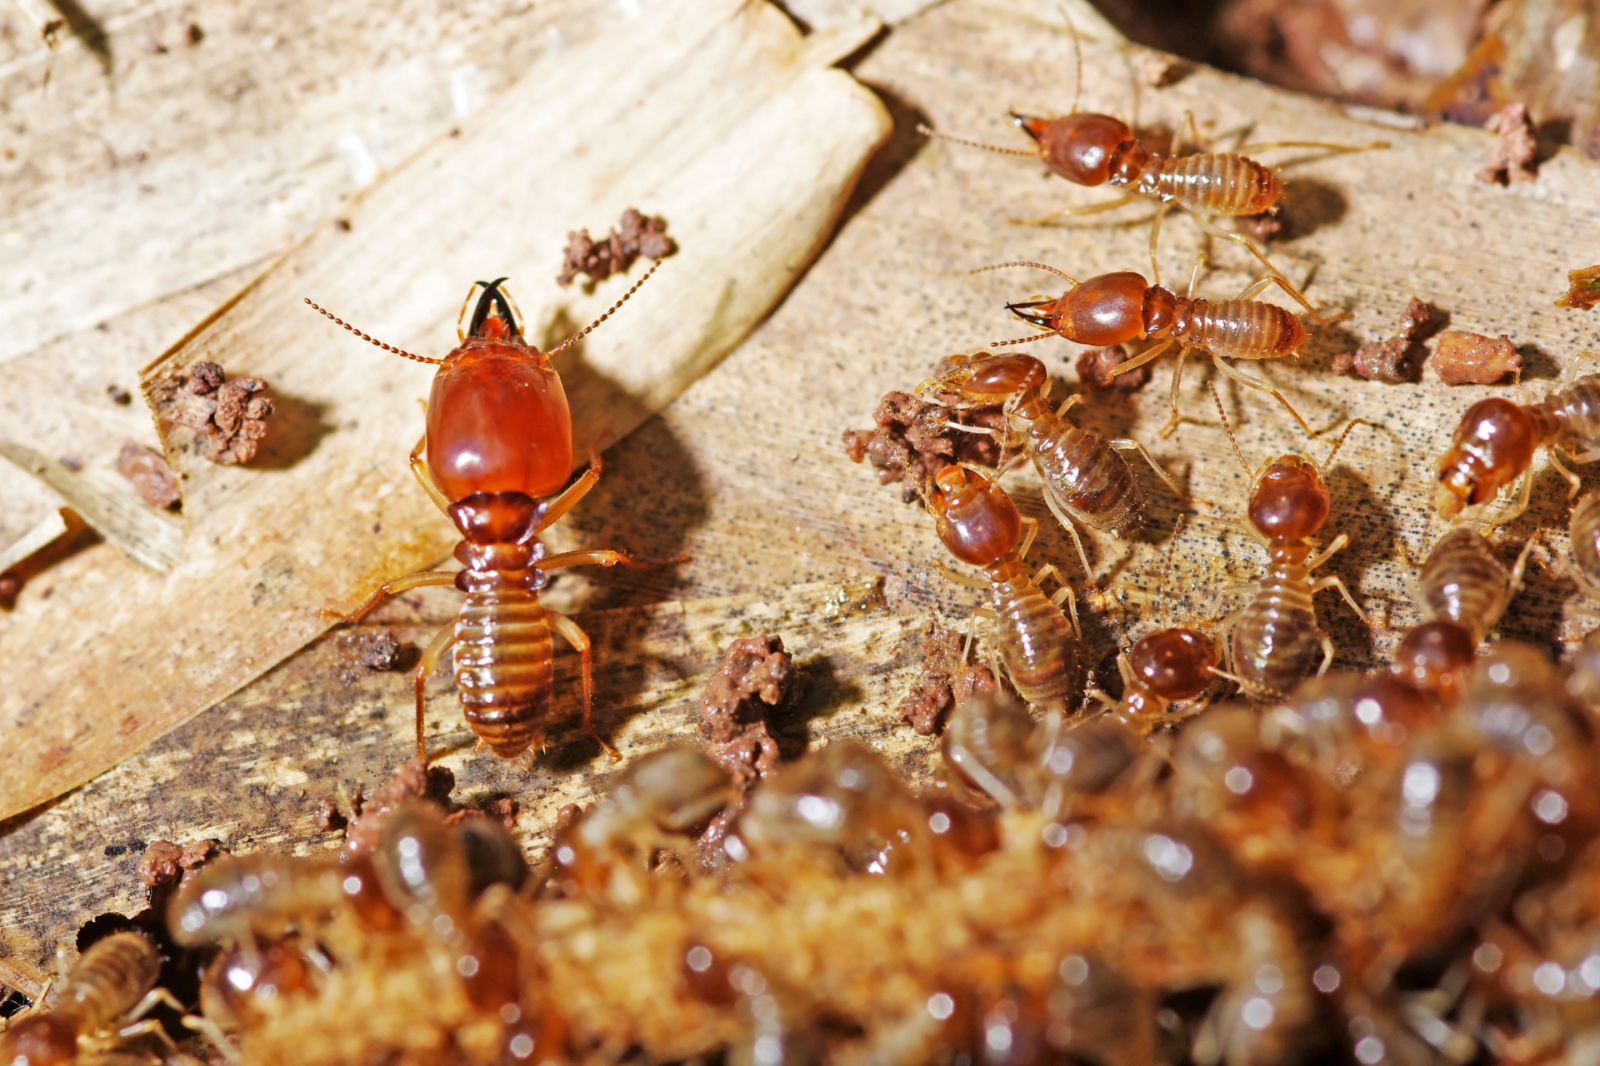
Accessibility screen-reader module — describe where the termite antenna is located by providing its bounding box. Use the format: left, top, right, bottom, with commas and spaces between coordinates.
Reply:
1060, 4, 1083, 117
1156, 512, 1187, 621
1320, 417, 1372, 474
547, 259, 661, 357
1208, 382, 1251, 477
305, 299, 441, 365
970, 261, 1080, 285
990, 332, 1061, 348
916, 123, 1036, 157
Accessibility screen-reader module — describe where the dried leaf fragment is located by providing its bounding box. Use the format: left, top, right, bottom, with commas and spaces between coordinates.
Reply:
1430, 330, 1522, 384
557, 208, 678, 287
115, 441, 180, 509
1557, 265, 1600, 310
151, 361, 275, 465
1478, 103, 1538, 185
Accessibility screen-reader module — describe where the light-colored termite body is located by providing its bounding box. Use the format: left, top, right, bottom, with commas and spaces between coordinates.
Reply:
1411, 527, 1528, 644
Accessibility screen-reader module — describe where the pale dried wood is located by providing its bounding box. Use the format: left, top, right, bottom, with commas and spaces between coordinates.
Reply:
0, 0, 891, 819
5, 0, 1600, 978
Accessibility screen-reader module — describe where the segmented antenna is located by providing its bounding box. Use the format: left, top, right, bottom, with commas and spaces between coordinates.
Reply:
916, 124, 1036, 157
1321, 417, 1372, 474
1208, 382, 1250, 477
970, 261, 1080, 285
547, 259, 662, 357
990, 332, 1060, 348
304, 300, 440, 365
1060, 4, 1083, 117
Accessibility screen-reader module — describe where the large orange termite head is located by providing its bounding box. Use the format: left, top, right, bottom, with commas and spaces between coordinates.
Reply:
1010, 111, 1139, 186
1005, 271, 1162, 347
1248, 455, 1330, 541
926, 465, 1022, 568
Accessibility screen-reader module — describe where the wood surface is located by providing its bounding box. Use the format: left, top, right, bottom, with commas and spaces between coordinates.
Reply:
5, 0, 1600, 976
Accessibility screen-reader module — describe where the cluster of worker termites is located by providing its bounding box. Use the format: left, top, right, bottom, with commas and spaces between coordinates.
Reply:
12, 21, 1600, 1066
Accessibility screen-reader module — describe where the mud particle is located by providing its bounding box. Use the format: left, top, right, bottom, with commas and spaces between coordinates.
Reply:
1331, 297, 1435, 383
157, 361, 275, 465
1075, 345, 1152, 391
485, 797, 519, 830
897, 624, 998, 736
557, 208, 676, 287
1478, 103, 1538, 185
843, 382, 1009, 503
1236, 211, 1284, 243
1429, 330, 1522, 385
313, 797, 347, 833
136, 841, 183, 885
58, 455, 82, 472
1557, 265, 1600, 311
352, 630, 402, 671
701, 636, 794, 787
343, 758, 457, 857
115, 441, 181, 509
1138, 53, 1185, 87
106, 384, 132, 405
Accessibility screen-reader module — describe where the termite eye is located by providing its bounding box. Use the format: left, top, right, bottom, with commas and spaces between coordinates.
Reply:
1247, 457, 1329, 539
1129, 628, 1215, 701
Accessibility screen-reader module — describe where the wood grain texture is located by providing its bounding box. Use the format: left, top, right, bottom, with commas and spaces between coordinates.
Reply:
0, 0, 890, 820
5, 0, 1600, 976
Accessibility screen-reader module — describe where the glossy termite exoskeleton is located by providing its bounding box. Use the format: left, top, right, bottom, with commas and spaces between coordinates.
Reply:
0, 931, 184, 1066
1434, 366, 1600, 524
308, 269, 661, 759
983, 260, 1321, 440
1214, 419, 1372, 701
1405, 526, 1531, 645
1093, 626, 1219, 734
1568, 491, 1600, 599
917, 18, 1383, 285
917, 351, 1185, 577
923, 464, 1084, 712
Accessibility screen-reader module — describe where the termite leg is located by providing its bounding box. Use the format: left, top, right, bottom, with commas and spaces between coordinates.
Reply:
1549, 448, 1584, 499
1032, 563, 1082, 640
183, 1013, 243, 1064
1190, 215, 1321, 321
1509, 536, 1536, 594
1236, 270, 1325, 325
1487, 462, 1537, 529
1311, 573, 1369, 624
1086, 687, 1119, 712
537, 449, 604, 533
538, 549, 642, 570
1148, 202, 1174, 285
547, 610, 619, 760
1210, 353, 1322, 440
936, 561, 991, 591
1316, 631, 1337, 677
1105, 337, 1175, 381
1158, 344, 1194, 439
1306, 532, 1350, 571
414, 624, 457, 760
1111, 437, 1193, 502
1176, 110, 1201, 155
1008, 192, 1140, 228
326, 570, 458, 625
1018, 516, 1039, 561
1235, 138, 1389, 153
409, 433, 451, 517
1039, 491, 1096, 580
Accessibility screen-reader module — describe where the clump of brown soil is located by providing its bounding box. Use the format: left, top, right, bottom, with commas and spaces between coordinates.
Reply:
558, 208, 677, 287
153, 361, 275, 464
1429, 330, 1522, 384
842, 389, 1008, 503
115, 441, 181, 509
1332, 297, 1437, 383
897, 624, 999, 736
1478, 103, 1538, 185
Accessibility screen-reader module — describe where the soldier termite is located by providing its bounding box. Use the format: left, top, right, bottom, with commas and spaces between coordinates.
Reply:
916, 351, 1186, 577
1212, 412, 1372, 700
308, 269, 661, 760
1434, 365, 1600, 525
923, 464, 1085, 712
981, 260, 1323, 440
917, 13, 1385, 285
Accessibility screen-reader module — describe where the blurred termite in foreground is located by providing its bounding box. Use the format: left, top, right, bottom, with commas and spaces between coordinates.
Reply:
1213, 410, 1372, 700
0, 931, 191, 1065
924, 464, 1084, 712
984, 259, 1322, 440
308, 270, 661, 760
1434, 364, 1600, 524
917, 351, 1185, 577
917, 13, 1384, 284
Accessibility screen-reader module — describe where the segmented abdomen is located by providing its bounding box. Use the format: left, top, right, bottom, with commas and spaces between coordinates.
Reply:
1142, 153, 1282, 215
989, 563, 1081, 707
1030, 418, 1144, 536
1546, 373, 1600, 457
1182, 299, 1305, 361
61, 932, 162, 1030
1417, 527, 1512, 642
455, 589, 553, 757
1230, 560, 1322, 699
1571, 492, 1600, 599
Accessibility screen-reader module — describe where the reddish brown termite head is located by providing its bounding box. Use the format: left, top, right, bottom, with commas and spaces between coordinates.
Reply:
1247, 455, 1331, 542
1127, 627, 1216, 707
427, 279, 573, 501
926, 464, 1023, 567
1006, 271, 1167, 348
1010, 111, 1140, 187
1434, 398, 1539, 520
928, 351, 1050, 406
1392, 620, 1477, 702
